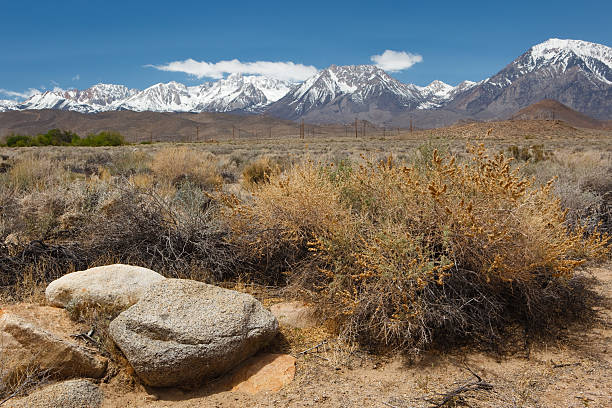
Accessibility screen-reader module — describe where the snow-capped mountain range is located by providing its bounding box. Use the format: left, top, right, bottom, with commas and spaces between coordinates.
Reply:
2, 74, 293, 114
1, 38, 610, 125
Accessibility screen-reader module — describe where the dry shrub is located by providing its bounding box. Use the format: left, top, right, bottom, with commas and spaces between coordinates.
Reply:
151, 147, 222, 190
228, 145, 610, 351
2, 154, 71, 191
83, 181, 237, 281
109, 150, 151, 176
225, 162, 350, 282
241, 157, 281, 188
0, 242, 85, 295
521, 150, 612, 234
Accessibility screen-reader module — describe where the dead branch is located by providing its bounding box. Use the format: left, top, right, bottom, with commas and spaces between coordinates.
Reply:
425, 367, 493, 407
551, 360, 581, 368
297, 340, 328, 356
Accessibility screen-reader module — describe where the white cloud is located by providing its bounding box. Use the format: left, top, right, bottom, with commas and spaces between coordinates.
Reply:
50, 80, 60, 87
0, 88, 41, 100
147, 58, 319, 82
72, 74, 80, 81
370, 50, 423, 72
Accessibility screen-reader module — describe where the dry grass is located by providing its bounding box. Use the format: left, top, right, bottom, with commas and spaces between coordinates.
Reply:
3, 154, 71, 192
151, 146, 222, 190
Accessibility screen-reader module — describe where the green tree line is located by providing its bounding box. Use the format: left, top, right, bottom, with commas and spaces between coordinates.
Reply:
2, 129, 125, 147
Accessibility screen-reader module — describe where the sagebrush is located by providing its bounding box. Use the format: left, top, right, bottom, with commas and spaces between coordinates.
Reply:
226, 145, 610, 350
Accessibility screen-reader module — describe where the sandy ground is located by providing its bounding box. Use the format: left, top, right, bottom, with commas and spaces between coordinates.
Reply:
96, 264, 612, 408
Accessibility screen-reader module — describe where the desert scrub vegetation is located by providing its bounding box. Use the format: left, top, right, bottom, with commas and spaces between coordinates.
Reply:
241, 156, 283, 188
520, 150, 612, 234
0, 141, 610, 353
0, 148, 238, 293
225, 145, 610, 351
151, 146, 223, 190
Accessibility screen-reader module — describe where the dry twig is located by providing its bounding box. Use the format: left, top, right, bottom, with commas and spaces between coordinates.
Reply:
425, 366, 493, 408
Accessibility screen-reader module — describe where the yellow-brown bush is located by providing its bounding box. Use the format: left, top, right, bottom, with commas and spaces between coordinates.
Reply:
151, 147, 222, 190
227, 145, 610, 350
241, 157, 281, 188
2, 154, 71, 191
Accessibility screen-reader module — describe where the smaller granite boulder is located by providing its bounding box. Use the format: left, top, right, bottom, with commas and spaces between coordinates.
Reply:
9, 379, 103, 408
45, 264, 165, 310
0, 305, 107, 379
109, 279, 279, 387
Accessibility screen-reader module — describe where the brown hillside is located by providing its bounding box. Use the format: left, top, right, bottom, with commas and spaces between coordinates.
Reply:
510, 99, 611, 129
0, 110, 348, 143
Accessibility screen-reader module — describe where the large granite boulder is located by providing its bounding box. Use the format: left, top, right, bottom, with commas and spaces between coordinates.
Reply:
0, 304, 107, 379
109, 279, 278, 387
9, 379, 103, 408
45, 264, 165, 310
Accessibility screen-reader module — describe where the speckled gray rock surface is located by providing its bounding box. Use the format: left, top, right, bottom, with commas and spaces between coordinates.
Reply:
45, 264, 165, 309
10, 379, 103, 408
108, 279, 278, 387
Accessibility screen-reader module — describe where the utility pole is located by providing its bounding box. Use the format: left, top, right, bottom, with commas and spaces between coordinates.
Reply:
410, 119, 413, 133
232, 125, 235, 139
354, 118, 358, 139
300, 119, 305, 139
149, 131, 153, 144
196, 126, 199, 142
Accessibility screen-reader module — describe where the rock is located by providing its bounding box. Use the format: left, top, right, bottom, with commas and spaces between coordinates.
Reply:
109, 279, 278, 387
9, 379, 103, 408
0, 304, 107, 379
229, 354, 296, 394
270, 301, 317, 329
45, 264, 165, 310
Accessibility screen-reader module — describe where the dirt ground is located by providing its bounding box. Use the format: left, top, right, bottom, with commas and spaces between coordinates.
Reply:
96, 264, 612, 408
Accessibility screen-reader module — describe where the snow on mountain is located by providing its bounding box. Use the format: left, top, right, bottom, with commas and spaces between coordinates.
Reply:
419, 80, 454, 99
416, 80, 454, 109
85, 74, 293, 113
4, 38, 611, 122
488, 38, 612, 88
521, 38, 612, 84
19, 90, 87, 112
416, 80, 479, 109
447, 38, 612, 119
0, 99, 18, 112
117, 81, 193, 112
190, 74, 293, 113
267, 64, 422, 119
16, 84, 139, 113
73, 84, 139, 107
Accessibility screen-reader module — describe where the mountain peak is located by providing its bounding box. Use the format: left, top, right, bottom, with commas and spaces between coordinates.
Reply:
528, 38, 612, 71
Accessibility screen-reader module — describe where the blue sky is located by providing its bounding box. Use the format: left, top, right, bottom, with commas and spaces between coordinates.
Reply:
1, 0, 610, 99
